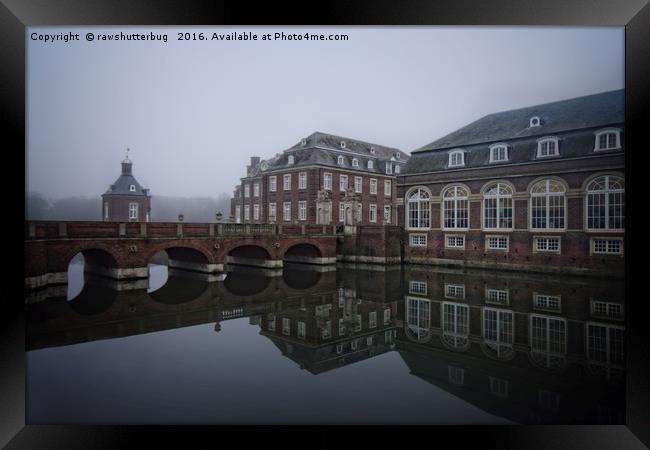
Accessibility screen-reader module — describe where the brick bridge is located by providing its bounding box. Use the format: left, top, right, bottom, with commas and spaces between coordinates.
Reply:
25, 221, 348, 290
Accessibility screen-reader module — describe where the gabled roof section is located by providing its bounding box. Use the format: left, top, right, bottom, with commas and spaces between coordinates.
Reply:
103, 174, 149, 196
290, 131, 410, 161
414, 89, 624, 153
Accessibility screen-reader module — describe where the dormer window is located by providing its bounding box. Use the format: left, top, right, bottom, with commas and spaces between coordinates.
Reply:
537, 137, 559, 158
395, 153, 401, 160
338, 155, 345, 166
340, 141, 346, 148
370, 147, 376, 154
367, 160, 374, 169
129, 184, 136, 192
301, 138, 307, 146
489, 144, 508, 163
288, 155, 295, 165
395, 165, 401, 174
386, 162, 393, 175
530, 116, 541, 127
448, 150, 465, 167
352, 158, 359, 168
594, 129, 621, 151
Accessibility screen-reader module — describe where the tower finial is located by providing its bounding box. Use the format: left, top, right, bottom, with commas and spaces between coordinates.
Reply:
126, 147, 130, 160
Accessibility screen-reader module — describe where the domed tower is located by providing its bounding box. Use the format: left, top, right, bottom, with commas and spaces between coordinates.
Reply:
101, 149, 151, 222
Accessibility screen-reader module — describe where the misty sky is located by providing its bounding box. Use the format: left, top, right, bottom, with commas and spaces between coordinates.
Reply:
27, 26, 623, 199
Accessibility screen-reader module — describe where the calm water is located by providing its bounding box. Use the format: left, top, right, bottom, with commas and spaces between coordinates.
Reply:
25, 259, 625, 424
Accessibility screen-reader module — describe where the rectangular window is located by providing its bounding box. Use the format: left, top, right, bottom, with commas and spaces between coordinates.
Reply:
244, 205, 250, 221
490, 146, 508, 162
253, 183, 260, 197
409, 234, 427, 247
370, 178, 377, 194
537, 139, 559, 157
298, 201, 307, 221
324, 172, 332, 190
269, 176, 277, 192
235, 205, 241, 224
590, 300, 624, 320
409, 281, 427, 295
486, 288, 509, 305
104, 202, 109, 220
339, 202, 345, 222
490, 377, 509, 397
339, 318, 346, 336
354, 176, 362, 193
483, 308, 514, 349
322, 321, 331, 339
591, 238, 623, 255
384, 205, 391, 223
297, 321, 306, 339
530, 315, 567, 364
534, 236, 561, 253
253, 204, 260, 221
383, 308, 391, 325
369, 311, 377, 329
369, 204, 377, 223
283, 202, 291, 221
355, 314, 362, 331
448, 366, 464, 385
339, 174, 348, 191
299, 172, 307, 189
586, 322, 625, 367
267, 314, 276, 332
268, 203, 276, 221
283, 174, 291, 191
366, 336, 373, 346
449, 151, 464, 167
445, 284, 465, 300
445, 235, 465, 249
244, 184, 250, 198
386, 163, 392, 175
282, 318, 290, 335
486, 235, 509, 251
384, 180, 392, 196
129, 202, 138, 220
534, 294, 561, 312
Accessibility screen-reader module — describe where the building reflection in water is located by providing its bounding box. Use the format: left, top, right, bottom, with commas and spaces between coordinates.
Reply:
26, 262, 624, 424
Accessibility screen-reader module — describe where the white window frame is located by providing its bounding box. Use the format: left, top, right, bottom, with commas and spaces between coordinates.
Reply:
369, 311, 377, 329
339, 202, 345, 222
235, 205, 241, 224
530, 179, 566, 230
442, 185, 470, 230
253, 204, 260, 221
369, 178, 377, 194
288, 154, 295, 165
445, 234, 465, 250
383, 308, 391, 325
533, 294, 562, 312
409, 233, 427, 247
395, 165, 401, 174
590, 300, 624, 320
367, 160, 374, 169
594, 129, 621, 151
297, 321, 306, 339
585, 321, 625, 370
384, 180, 392, 196
529, 314, 567, 369
383, 205, 391, 224
269, 176, 277, 192
489, 144, 508, 163
253, 182, 260, 197
337, 155, 345, 166
354, 176, 362, 193
406, 187, 431, 230
485, 235, 509, 251
282, 317, 290, 335
482, 182, 514, 231
369, 204, 377, 223
585, 175, 625, 231
339, 174, 348, 191
386, 163, 392, 174
244, 184, 250, 198
590, 238, 624, 255
129, 184, 136, 192
298, 201, 307, 221
533, 236, 561, 254
244, 205, 250, 221
129, 202, 138, 220
445, 283, 466, 300
483, 307, 515, 358
104, 202, 109, 219
448, 149, 465, 168
442, 302, 470, 349
324, 172, 332, 191
352, 158, 359, 168
536, 137, 560, 158
409, 281, 427, 295
283, 202, 291, 221
268, 314, 276, 332
530, 116, 541, 127
299, 172, 307, 190
283, 174, 291, 191
268, 202, 276, 222
485, 288, 509, 306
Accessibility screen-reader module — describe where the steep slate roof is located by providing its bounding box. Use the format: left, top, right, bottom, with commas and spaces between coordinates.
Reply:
103, 161, 149, 196
405, 90, 624, 175
414, 89, 624, 152
262, 131, 409, 174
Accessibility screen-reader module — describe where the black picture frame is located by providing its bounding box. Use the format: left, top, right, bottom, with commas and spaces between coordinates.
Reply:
7, 0, 648, 447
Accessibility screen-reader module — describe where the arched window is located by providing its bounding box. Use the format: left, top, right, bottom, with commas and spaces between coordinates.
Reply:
352, 158, 359, 168
407, 188, 431, 229
594, 129, 621, 151
537, 137, 559, 158
530, 179, 566, 229
337, 155, 345, 166
442, 185, 469, 229
406, 297, 431, 342
367, 160, 374, 169
442, 302, 469, 349
129, 184, 136, 192
483, 182, 513, 229
586, 175, 624, 230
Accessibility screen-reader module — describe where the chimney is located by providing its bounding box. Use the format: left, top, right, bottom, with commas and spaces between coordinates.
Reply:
250, 156, 261, 166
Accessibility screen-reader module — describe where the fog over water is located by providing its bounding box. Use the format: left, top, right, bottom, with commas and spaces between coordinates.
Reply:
27, 26, 623, 200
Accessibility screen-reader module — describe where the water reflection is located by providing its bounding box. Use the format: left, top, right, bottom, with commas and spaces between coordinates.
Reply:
26, 263, 624, 424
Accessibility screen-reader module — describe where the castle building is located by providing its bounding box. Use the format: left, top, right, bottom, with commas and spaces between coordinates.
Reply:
397, 89, 625, 276
102, 151, 151, 222
230, 132, 409, 225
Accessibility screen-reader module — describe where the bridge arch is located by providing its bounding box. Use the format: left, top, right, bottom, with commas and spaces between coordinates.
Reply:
67, 275, 118, 316
222, 267, 273, 297
224, 243, 278, 269
147, 270, 209, 305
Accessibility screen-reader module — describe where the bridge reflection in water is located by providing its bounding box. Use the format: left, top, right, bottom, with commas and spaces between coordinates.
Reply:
26, 264, 624, 425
